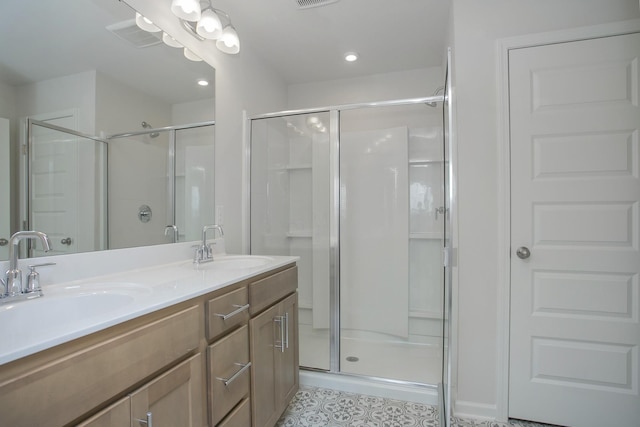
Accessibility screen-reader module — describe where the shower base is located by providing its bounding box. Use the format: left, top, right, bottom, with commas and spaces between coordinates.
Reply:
299, 325, 442, 404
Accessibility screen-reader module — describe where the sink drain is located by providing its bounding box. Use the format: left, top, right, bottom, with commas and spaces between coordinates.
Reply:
345, 356, 359, 362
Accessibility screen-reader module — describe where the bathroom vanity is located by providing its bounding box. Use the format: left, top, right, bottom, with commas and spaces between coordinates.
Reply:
0, 250, 298, 427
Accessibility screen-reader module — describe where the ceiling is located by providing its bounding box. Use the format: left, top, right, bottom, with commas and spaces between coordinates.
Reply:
215, 0, 450, 84
0, 0, 449, 102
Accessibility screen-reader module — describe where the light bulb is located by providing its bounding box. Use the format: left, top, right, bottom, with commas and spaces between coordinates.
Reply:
215, 26, 239, 54
184, 48, 203, 62
344, 52, 359, 62
162, 32, 183, 48
171, 0, 201, 21
135, 12, 160, 33
196, 9, 222, 40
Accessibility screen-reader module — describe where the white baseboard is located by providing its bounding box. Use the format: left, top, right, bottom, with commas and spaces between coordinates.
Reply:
453, 400, 498, 421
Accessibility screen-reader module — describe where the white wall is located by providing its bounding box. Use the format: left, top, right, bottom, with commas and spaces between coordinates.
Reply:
171, 98, 215, 124
16, 71, 96, 134
287, 67, 443, 109
450, 0, 640, 419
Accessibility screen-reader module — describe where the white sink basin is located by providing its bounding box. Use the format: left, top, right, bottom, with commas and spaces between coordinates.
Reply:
0, 292, 134, 326
190, 255, 275, 270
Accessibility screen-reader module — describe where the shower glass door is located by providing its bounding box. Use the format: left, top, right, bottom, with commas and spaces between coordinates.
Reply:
339, 104, 444, 384
250, 112, 332, 371
250, 100, 444, 385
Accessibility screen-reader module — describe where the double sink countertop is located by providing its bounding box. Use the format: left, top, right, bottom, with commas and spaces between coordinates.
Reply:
0, 249, 297, 365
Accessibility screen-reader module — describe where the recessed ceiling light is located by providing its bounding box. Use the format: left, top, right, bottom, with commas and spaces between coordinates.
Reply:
344, 52, 358, 62
197, 79, 209, 86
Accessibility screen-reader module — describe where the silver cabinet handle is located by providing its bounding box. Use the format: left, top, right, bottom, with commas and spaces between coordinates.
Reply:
0, 238, 8, 246
136, 411, 152, 426
516, 246, 531, 259
284, 312, 289, 350
216, 362, 251, 386
214, 303, 250, 321
60, 237, 72, 246
274, 316, 285, 352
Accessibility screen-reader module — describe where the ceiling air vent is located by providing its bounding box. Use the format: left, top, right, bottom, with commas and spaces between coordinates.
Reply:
295, 0, 339, 9
106, 19, 162, 49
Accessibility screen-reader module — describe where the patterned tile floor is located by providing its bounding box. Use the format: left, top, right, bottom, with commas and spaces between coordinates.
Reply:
277, 386, 557, 427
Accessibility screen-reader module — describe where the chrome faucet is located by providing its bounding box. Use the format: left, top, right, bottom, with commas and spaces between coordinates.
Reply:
2, 231, 52, 301
194, 225, 223, 264
164, 225, 179, 243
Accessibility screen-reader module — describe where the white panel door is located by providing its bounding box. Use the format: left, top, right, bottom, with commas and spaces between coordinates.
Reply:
29, 112, 78, 256
509, 33, 640, 426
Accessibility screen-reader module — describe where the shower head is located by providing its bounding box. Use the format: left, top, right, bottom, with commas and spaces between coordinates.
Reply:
141, 121, 160, 138
426, 86, 445, 107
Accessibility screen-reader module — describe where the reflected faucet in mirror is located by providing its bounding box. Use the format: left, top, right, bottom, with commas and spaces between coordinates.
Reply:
165, 225, 179, 243
2, 231, 52, 303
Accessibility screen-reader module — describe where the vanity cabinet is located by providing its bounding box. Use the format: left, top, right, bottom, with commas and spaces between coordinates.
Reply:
0, 303, 203, 427
249, 267, 299, 427
0, 261, 298, 427
78, 354, 203, 427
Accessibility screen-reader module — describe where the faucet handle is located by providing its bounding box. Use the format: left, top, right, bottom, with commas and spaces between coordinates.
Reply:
25, 262, 55, 295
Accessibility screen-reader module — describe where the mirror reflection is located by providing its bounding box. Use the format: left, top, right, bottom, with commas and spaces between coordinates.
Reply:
0, 0, 216, 260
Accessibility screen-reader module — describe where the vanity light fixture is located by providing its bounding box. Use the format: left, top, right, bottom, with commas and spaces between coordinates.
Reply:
171, 0, 240, 54
344, 52, 359, 62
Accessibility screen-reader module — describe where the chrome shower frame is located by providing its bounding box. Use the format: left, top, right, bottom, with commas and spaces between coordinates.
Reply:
247, 94, 450, 422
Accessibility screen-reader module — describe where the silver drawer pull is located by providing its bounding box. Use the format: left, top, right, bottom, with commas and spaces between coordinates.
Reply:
284, 311, 289, 350
217, 362, 251, 386
274, 316, 285, 353
214, 303, 250, 321
136, 411, 152, 426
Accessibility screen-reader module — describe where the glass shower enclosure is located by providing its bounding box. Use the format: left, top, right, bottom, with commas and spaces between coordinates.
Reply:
250, 95, 450, 413
23, 120, 215, 255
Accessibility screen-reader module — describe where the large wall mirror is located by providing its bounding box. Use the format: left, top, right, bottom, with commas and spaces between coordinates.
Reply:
0, 0, 216, 260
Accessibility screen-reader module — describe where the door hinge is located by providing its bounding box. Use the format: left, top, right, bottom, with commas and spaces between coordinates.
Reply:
443, 247, 457, 267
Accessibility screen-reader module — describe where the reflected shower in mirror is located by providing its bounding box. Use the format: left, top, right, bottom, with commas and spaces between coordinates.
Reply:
0, 0, 216, 260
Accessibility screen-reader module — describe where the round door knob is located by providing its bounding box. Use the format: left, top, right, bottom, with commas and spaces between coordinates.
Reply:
516, 246, 530, 259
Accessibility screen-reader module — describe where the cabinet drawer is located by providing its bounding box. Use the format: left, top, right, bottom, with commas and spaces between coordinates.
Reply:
218, 398, 251, 427
207, 286, 249, 341
0, 305, 200, 427
208, 325, 250, 425
249, 266, 298, 315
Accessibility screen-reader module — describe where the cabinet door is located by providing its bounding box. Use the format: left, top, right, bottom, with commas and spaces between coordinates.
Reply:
276, 293, 299, 414
130, 354, 204, 427
250, 304, 280, 427
76, 396, 130, 427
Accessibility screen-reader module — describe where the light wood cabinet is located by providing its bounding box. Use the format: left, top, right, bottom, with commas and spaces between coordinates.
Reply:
78, 354, 204, 427
0, 263, 298, 427
130, 354, 204, 427
250, 292, 299, 427
208, 325, 251, 425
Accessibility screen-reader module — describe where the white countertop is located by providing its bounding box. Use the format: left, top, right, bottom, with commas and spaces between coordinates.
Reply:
0, 253, 297, 365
